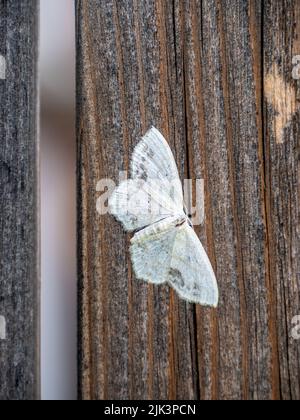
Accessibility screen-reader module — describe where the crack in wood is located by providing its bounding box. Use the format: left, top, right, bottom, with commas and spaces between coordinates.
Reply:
0, 316, 6, 340
0, 55, 5, 79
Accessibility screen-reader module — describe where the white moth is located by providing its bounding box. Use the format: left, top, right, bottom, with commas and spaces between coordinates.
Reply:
109, 127, 218, 307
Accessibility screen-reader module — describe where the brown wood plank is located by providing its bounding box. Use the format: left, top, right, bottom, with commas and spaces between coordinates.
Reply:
77, 0, 300, 400
0, 0, 39, 400
263, 0, 300, 400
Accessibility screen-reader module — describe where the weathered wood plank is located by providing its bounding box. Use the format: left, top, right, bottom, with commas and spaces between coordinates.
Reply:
77, 0, 300, 400
0, 0, 39, 400
263, 0, 300, 400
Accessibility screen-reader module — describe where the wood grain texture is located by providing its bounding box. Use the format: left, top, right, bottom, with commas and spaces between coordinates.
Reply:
263, 0, 300, 400
0, 1, 39, 400
77, 0, 300, 400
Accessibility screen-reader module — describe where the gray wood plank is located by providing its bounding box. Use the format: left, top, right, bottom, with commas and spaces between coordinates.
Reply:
0, 0, 39, 400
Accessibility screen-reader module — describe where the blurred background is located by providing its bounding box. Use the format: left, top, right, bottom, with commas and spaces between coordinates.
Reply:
40, 0, 76, 400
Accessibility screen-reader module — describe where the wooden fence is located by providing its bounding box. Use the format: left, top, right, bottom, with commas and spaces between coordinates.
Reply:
0, 0, 299, 401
